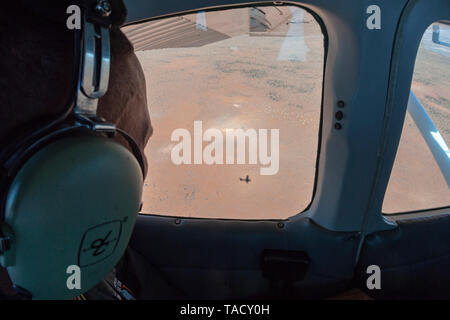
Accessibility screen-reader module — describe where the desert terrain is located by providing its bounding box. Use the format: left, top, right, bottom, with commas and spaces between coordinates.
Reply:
122, 8, 449, 219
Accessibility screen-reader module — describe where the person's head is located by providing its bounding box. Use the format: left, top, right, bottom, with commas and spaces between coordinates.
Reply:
0, 1, 152, 298
0, 1, 152, 151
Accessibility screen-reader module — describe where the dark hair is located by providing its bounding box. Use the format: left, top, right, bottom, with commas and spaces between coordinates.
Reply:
0, 2, 150, 173
0, 3, 75, 147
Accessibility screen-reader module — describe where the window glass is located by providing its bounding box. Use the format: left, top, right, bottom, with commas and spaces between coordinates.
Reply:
122, 6, 325, 219
383, 22, 450, 214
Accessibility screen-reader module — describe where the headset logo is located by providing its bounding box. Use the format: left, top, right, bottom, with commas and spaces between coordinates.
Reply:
85, 230, 115, 257
78, 221, 122, 267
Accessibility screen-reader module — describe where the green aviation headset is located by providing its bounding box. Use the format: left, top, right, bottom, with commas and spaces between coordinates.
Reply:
0, 1, 144, 299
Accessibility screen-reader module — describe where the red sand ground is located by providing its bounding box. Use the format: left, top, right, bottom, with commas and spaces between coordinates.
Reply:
123, 9, 449, 219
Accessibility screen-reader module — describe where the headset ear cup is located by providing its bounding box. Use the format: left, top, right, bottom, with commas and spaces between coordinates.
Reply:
2, 131, 143, 299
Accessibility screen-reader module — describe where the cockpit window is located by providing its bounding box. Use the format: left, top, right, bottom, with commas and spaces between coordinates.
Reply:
122, 5, 325, 219
383, 22, 450, 214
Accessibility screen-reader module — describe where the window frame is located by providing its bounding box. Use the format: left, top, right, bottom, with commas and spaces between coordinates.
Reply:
362, 0, 450, 232
123, 0, 438, 235
123, 2, 329, 221
381, 22, 450, 215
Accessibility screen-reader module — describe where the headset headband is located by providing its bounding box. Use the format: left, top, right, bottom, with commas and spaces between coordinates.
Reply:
77, 3, 111, 118
74, 6, 146, 176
